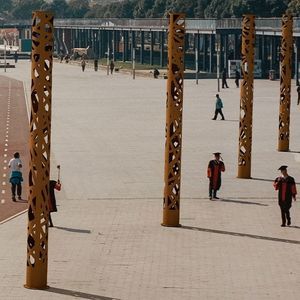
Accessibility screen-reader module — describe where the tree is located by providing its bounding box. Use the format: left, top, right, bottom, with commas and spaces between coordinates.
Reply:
12, 0, 46, 19
68, 0, 89, 18
204, 0, 231, 18
133, 0, 156, 18
148, 0, 167, 17
41, 0, 70, 18
288, 0, 300, 15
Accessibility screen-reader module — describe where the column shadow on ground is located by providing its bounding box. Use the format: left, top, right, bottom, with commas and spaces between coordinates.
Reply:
180, 225, 300, 245
54, 226, 91, 234
219, 198, 268, 206
46, 287, 118, 300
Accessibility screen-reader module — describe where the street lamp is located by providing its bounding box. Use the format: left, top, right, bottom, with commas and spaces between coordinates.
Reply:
294, 41, 299, 86
4, 38, 7, 73
216, 35, 221, 92
132, 47, 136, 80
195, 47, 199, 85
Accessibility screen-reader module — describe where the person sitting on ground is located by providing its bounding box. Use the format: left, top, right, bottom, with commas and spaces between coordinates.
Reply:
153, 68, 160, 79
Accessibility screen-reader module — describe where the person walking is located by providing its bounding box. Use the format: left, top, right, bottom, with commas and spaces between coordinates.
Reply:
110, 60, 115, 74
235, 69, 240, 88
212, 94, 225, 120
297, 85, 300, 105
207, 152, 225, 200
273, 166, 297, 227
81, 58, 86, 72
222, 68, 229, 88
8, 152, 23, 201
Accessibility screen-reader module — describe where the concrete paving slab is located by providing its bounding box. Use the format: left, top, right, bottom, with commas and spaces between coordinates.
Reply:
0, 60, 300, 299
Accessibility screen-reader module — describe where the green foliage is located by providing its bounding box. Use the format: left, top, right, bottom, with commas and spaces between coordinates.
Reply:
287, 0, 300, 16
2, 0, 295, 19
67, 0, 90, 18
41, 0, 70, 18
12, 0, 46, 19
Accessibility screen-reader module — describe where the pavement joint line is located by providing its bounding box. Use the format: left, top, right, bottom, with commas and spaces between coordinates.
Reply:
0, 208, 27, 225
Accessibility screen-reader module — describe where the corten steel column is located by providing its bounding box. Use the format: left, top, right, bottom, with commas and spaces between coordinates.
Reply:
237, 15, 255, 179
25, 11, 53, 289
162, 13, 185, 227
278, 15, 293, 152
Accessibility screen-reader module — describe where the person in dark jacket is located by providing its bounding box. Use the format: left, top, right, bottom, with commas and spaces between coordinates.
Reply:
207, 152, 225, 200
212, 94, 225, 120
48, 180, 61, 227
110, 60, 115, 74
222, 68, 229, 88
297, 85, 300, 105
235, 69, 240, 88
273, 166, 297, 227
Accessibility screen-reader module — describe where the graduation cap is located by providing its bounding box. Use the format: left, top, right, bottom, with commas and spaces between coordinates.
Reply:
278, 165, 288, 171
213, 152, 221, 155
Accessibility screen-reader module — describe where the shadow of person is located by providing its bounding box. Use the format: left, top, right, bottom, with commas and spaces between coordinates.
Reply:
54, 226, 91, 234
46, 287, 118, 300
219, 198, 268, 206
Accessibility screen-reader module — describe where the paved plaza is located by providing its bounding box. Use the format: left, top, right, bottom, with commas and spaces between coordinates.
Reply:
0, 60, 300, 299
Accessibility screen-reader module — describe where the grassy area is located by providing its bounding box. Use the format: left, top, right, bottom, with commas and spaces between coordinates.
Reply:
98, 58, 164, 70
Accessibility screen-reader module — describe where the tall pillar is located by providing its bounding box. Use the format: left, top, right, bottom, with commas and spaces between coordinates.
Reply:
150, 30, 154, 65
209, 34, 215, 73
160, 31, 164, 67
25, 11, 53, 289
162, 13, 185, 227
203, 34, 207, 71
278, 15, 293, 152
140, 30, 144, 64
237, 15, 255, 179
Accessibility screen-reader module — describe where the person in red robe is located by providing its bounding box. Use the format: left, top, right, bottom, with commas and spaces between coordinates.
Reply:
207, 152, 225, 200
48, 180, 61, 227
273, 165, 297, 227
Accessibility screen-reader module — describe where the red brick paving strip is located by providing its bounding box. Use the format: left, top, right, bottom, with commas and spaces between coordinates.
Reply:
0, 75, 29, 222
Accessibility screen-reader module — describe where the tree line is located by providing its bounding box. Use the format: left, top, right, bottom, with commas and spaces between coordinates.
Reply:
1, 0, 300, 20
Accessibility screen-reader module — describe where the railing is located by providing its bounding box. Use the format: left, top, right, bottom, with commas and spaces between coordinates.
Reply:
2, 17, 300, 32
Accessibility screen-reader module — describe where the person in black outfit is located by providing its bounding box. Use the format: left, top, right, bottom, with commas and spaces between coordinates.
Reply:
297, 85, 300, 105
222, 68, 229, 88
273, 166, 297, 227
207, 152, 225, 200
48, 180, 61, 227
235, 69, 240, 88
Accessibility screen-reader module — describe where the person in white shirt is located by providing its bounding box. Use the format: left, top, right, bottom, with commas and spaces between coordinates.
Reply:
8, 152, 23, 201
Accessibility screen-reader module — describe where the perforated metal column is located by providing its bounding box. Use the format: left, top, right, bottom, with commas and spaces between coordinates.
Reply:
25, 11, 53, 289
162, 14, 185, 227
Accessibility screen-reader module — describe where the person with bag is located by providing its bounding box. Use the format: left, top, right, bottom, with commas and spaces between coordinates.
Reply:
8, 152, 23, 201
